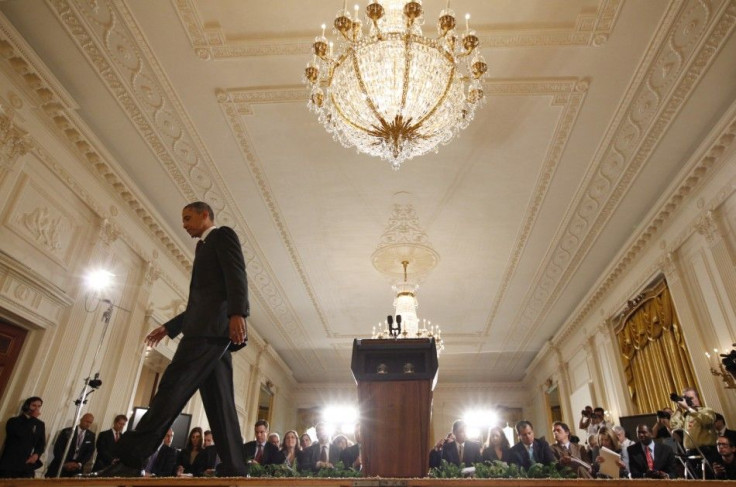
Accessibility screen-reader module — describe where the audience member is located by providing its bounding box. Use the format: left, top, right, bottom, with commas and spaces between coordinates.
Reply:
280, 430, 301, 469
0, 396, 45, 478
176, 427, 207, 476
550, 421, 591, 478
713, 433, 736, 480
302, 422, 341, 471
144, 429, 177, 477
481, 426, 519, 464
429, 419, 483, 468
509, 420, 556, 470
627, 424, 676, 479
613, 425, 634, 451
670, 387, 717, 474
93, 414, 127, 471
591, 426, 628, 478
46, 413, 96, 477
243, 420, 284, 466
652, 407, 674, 439
714, 413, 735, 439
299, 433, 312, 450
200, 430, 219, 476
268, 432, 280, 449
339, 423, 361, 470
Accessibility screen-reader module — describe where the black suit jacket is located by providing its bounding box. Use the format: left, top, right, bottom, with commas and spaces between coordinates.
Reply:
92, 429, 118, 470
0, 415, 45, 476
46, 426, 95, 477
147, 444, 178, 477
165, 226, 249, 348
301, 441, 342, 472
243, 441, 284, 466
510, 438, 557, 469
340, 443, 360, 469
627, 441, 676, 478
429, 440, 483, 467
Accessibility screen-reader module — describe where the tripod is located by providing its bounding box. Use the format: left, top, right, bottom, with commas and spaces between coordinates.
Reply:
55, 299, 116, 478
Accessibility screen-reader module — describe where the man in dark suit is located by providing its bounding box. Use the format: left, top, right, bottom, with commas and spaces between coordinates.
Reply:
144, 429, 178, 477
510, 420, 556, 469
243, 420, 284, 467
627, 424, 676, 478
46, 413, 96, 477
301, 422, 342, 472
92, 414, 127, 471
102, 201, 249, 477
715, 413, 736, 440
714, 433, 736, 480
429, 420, 483, 468
0, 396, 46, 478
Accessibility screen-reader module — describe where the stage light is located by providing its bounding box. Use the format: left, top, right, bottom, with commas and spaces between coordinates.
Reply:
322, 405, 358, 436
463, 409, 500, 441
85, 269, 114, 292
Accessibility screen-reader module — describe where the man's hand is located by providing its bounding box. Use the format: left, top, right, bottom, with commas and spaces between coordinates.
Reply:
145, 325, 168, 348
63, 461, 80, 471
229, 315, 247, 345
25, 453, 38, 465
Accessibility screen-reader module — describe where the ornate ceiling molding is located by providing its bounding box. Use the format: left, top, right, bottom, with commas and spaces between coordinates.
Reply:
45, 0, 327, 375
0, 9, 192, 275
174, 0, 623, 60
477, 78, 589, 340
558, 110, 736, 347
506, 0, 736, 363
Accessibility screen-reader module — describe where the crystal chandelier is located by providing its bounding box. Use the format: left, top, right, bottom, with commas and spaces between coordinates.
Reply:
371, 261, 444, 354
304, 0, 487, 170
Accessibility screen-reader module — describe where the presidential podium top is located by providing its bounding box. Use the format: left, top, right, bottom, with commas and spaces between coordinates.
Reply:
351, 338, 439, 385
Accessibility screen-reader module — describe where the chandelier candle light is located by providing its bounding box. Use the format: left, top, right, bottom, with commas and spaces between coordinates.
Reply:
304, 0, 487, 169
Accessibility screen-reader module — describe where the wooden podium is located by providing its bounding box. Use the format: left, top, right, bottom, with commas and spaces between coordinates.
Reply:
351, 338, 439, 478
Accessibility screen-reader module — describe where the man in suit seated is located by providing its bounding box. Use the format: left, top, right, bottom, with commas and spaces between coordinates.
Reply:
550, 421, 592, 478
301, 422, 341, 472
510, 420, 556, 469
243, 420, 284, 467
627, 424, 676, 478
93, 414, 127, 471
144, 429, 177, 477
429, 420, 482, 468
46, 413, 96, 477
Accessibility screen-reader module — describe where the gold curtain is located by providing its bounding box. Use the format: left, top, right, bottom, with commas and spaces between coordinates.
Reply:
616, 279, 698, 413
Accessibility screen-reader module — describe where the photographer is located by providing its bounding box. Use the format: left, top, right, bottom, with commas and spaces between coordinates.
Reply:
670, 388, 717, 476
579, 406, 609, 436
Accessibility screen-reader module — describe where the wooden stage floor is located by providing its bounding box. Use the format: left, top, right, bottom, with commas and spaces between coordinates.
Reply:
0, 478, 725, 487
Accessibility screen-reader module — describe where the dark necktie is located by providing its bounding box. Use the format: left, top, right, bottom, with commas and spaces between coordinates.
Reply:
255, 444, 263, 463
319, 445, 328, 462
196, 240, 203, 254
645, 445, 654, 470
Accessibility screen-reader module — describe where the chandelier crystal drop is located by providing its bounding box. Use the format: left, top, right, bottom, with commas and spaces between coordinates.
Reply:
304, 0, 487, 170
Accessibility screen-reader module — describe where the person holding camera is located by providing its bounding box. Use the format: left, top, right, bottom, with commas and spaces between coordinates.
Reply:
429, 420, 483, 467
579, 406, 609, 436
670, 388, 717, 477
652, 408, 673, 439
627, 424, 676, 479
0, 396, 46, 478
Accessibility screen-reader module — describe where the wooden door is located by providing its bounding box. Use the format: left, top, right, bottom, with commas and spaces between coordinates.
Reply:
0, 321, 27, 399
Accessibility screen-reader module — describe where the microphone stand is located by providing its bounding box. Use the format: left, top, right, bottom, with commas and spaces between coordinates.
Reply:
680, 426, 715, 479
670, 429, 698, 479
55, 299, 116, 478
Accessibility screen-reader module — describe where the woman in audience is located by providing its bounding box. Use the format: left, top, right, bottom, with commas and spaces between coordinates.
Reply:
332, 434, 349, 452
591, 426, 629, 478
482, 426, 520, 465
280, 430, 301, 469
176, 427, 207, 476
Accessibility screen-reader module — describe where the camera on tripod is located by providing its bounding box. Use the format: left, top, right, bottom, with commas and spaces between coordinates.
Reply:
656, 410, 671, 419
720, 345, 736, 377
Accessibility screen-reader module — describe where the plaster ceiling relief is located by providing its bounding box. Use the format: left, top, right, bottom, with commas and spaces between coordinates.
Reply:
174, 0, 624, 59
1, 0, 735, 384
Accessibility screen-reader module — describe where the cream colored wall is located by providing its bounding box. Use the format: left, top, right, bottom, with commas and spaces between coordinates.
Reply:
525, 101, 736, 435
0, 16, 297, 470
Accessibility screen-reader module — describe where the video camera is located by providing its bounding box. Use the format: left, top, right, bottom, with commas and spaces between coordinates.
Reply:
670, 392, 694, 407
720, 345, 736, 377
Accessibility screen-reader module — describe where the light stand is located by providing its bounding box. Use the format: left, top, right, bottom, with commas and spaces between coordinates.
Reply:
55, 298, 116, 478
